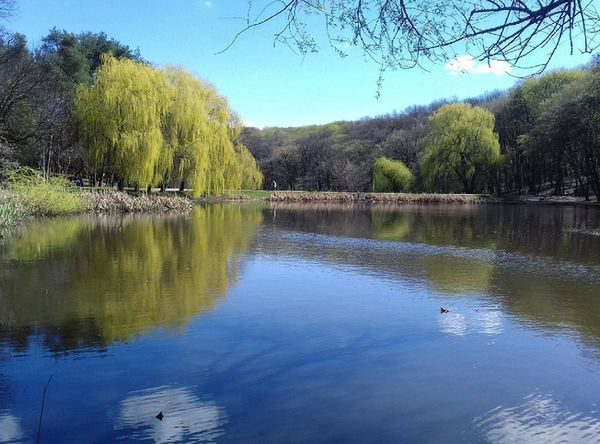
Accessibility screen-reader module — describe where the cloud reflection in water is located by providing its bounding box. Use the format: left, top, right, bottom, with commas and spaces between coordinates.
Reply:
0, 412, 24, 443
439, 308, 503, 337
116, 386, 226, 443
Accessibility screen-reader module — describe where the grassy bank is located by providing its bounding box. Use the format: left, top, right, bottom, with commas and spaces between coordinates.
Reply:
0, 170, 194, 229
220, 189, 272, 200
0, 189, 193, 229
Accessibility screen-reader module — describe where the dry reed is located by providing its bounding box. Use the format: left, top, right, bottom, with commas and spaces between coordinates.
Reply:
269, 191, 485, 204
89, 191, 193, 213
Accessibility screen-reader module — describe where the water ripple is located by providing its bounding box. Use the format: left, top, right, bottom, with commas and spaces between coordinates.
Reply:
475, 393, 600, 443
274, 231, 600, 283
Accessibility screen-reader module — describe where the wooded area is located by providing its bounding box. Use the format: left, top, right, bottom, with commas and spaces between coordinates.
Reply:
0, 26, 262, 196
2, 0, 600, 199
242, 61, 600, 199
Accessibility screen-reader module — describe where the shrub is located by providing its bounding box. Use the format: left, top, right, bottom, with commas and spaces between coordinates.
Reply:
6, 167, 90, 216
373, 157, 413, 192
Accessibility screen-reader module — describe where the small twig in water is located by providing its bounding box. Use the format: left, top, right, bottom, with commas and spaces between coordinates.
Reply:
36, 375, 53, 444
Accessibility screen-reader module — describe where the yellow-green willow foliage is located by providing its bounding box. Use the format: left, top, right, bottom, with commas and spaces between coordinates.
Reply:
229, 144, 264, 190
75, 55, 169, 188
421, 103, 500, 193
161, 68, 236, 195
75, 56, 262, 195
372, 157, 413, 192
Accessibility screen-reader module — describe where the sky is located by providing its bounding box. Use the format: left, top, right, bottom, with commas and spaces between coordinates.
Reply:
6, 0, 593, 128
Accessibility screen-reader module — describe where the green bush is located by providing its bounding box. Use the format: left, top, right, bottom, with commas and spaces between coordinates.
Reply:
372, 157, 413, 192
6, 167, 90, 216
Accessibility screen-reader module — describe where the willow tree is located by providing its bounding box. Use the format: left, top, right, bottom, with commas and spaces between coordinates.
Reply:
237, 144, 263, 189
227, 141, 264, 190
372, 157, 413, 192
421, 104, 500, 193
159, 69, 209, 193
161, 68, 240, 194
76, 57, 262, 196
75, 55, 169, 189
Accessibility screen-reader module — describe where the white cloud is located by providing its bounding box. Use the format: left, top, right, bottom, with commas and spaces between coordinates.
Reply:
445, 55, 512, 76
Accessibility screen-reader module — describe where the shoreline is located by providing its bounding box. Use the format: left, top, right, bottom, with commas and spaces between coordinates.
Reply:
0, 189, 194, 230
3, 189, 599, 230
220, 191, 600, 207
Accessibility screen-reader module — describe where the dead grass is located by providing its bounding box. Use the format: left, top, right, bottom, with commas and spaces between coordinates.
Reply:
269, 191, 485, 204
89, 191, 193, 213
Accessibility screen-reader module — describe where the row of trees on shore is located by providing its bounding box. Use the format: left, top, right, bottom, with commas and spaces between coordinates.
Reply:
2, 21, 598, 198
242, 61, 600, 199
0, 27, 262, 196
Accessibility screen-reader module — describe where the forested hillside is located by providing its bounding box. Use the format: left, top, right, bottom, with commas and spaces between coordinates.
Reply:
242, 60, 600, 200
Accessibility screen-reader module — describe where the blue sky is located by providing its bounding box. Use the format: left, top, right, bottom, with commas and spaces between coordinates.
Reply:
7, 0, 593, 128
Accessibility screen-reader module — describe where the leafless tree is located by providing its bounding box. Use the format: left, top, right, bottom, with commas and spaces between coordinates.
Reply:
224, 1, 600, 79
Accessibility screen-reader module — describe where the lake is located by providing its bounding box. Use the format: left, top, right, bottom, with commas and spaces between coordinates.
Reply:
1, 203, 600, 443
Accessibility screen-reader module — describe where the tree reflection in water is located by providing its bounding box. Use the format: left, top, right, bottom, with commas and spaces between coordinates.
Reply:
0, 205, 263, 353
265, 203, 600, 350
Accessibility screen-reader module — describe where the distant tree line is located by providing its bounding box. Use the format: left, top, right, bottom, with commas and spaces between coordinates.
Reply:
0, 26, 262, 195
242, 60, 600, 199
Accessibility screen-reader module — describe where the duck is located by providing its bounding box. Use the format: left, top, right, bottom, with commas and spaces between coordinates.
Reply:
440, 307, 449, 314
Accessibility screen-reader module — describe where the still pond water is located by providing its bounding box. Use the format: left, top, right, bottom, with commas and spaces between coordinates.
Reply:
1, 203, 600, 443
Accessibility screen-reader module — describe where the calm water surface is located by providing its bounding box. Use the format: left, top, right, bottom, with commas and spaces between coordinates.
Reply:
1, 203, 600, 443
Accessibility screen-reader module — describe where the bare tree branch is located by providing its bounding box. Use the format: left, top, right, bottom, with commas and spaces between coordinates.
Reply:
226, 0, 600, 76
0, 0, 15, 20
